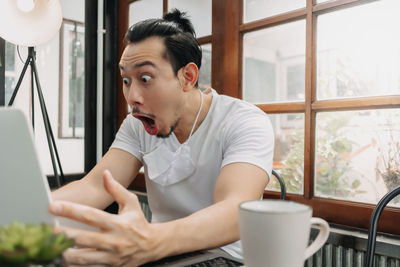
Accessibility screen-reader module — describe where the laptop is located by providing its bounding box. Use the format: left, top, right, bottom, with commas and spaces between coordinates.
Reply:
0, 108, 243, 267
0, 107, 92, 230
142, 249, 243, 267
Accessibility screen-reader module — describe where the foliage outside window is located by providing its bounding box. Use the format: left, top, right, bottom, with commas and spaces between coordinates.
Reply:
267, 113, 304, 194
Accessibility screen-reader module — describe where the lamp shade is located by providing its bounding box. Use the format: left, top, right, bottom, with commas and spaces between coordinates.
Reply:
0, 0, 62, 47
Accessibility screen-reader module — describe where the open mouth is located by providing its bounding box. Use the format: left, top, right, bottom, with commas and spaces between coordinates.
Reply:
133, 114, 158, 135
138, 115, 155, 127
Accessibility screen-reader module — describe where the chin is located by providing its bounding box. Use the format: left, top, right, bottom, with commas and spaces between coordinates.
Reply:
156, 131, 173, 139
156, 124, 176, 139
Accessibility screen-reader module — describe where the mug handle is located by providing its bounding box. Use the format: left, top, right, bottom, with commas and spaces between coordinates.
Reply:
304, 217, 330, 260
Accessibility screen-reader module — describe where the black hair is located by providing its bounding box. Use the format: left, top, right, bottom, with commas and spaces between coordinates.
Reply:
124, 9, 202, 86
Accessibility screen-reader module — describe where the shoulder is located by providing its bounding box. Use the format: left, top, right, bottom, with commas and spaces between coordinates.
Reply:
118, 114, 141, 136
212, 91, 272, 132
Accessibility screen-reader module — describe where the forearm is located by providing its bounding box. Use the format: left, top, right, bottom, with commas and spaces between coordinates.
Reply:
52, 179, 113, 210
151, 197, 243, 260
52, 148, 142, 210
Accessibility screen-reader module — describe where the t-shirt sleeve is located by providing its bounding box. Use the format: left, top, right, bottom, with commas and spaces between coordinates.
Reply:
110, 115, 143, 163
221, 109, 274, 178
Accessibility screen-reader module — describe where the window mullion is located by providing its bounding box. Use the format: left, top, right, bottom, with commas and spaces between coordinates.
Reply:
211, 0, 240, 97
163, 0, 168, 14
304, 0, 316, 200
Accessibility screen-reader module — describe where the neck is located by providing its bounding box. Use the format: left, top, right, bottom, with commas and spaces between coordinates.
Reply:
174, 89, 211, 143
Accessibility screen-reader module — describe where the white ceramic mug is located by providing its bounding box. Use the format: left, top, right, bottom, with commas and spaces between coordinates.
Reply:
239, 200, 330, 267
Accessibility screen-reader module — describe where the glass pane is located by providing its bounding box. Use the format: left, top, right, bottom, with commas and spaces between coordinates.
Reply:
129, 0, 163, 26
244, 0, 305, 23
4, 0, 85, 175
315, 109, 400, 206
243, 20, 305, 104
267, 113, 304, 195
317, 0, 400, 100
168, 0, 212, 37
4, 42, 16, 104
59, 21, 85, 138
198, 44, 211, 89
5, 42, 15, 71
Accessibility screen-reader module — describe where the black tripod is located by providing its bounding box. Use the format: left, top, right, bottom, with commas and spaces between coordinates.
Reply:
8, 47, 64, 188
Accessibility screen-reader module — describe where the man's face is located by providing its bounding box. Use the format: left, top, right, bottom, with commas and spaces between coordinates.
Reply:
119, 37, 184, 137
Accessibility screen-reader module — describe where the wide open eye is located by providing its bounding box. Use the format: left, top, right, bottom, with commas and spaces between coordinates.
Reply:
123, 77, 130, 85
141, 75, 151, 83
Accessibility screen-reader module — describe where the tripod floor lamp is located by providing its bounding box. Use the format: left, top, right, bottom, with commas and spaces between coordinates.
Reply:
0, 0, 65, 187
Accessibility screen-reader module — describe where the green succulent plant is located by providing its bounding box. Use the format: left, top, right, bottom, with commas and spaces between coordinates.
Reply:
0, 222, 74, 265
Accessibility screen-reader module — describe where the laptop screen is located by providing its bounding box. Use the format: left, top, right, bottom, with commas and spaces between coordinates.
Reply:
0, 108, 56, 226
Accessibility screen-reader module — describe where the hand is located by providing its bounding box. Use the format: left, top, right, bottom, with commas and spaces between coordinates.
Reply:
49, 170, 160, 267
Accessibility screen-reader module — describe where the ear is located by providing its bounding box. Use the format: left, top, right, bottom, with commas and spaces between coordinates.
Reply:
178, 62, 199, 92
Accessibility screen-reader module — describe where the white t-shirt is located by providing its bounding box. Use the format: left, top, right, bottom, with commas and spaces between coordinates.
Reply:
111, 89, 274, 258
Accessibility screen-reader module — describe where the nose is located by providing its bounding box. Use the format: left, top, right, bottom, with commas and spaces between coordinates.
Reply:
126, 83, 144, 107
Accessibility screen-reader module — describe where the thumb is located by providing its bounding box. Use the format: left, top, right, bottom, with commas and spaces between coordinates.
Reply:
102, 170, 141, 212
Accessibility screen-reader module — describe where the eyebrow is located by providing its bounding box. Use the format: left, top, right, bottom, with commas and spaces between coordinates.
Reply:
119, 60, 156, 71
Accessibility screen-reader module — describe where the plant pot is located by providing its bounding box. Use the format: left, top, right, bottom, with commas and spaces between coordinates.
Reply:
1, 257, 62, 267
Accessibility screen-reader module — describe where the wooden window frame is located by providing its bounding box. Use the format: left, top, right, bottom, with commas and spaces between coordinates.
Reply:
118, 0, 400, 235
238, 0, 400, 235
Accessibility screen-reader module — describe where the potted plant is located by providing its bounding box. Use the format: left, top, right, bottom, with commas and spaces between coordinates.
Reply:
0, 222, 74, 266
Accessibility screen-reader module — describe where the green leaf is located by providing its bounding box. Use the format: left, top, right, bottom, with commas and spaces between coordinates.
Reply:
0, 222, 74, 264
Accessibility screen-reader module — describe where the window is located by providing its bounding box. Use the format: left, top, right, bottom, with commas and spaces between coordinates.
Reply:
243, 20, 305, 103
240, 0, 400, 235
59, 19, 85, 139
314, 0, 400, 204
316, 2, 400, 100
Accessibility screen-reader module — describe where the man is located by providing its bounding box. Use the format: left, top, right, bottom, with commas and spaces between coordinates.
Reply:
51, 9, 274, 266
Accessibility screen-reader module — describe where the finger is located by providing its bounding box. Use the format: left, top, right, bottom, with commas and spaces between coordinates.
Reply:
54, 226, 120, 251
49, 201, 115, 230
103, 169, 141, 212
63, 247, 119, 266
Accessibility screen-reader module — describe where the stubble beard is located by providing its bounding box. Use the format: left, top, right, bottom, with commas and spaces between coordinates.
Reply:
156, 121, 178, 138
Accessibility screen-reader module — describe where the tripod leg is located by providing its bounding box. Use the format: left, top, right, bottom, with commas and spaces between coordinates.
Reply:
31, 56, 65, 187
8, 55, 31, 106
31, 64, 35, 129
